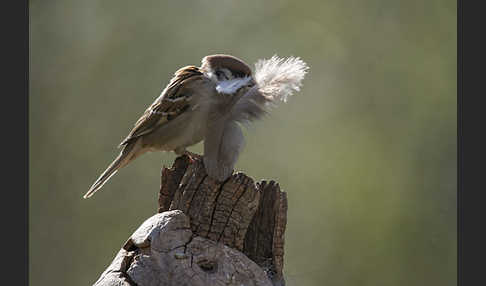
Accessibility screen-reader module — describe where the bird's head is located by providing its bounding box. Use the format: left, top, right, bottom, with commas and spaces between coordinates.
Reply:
200, 54, 255, 94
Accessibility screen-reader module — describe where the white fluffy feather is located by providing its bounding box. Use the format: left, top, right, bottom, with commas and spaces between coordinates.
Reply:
254, 55, 309, 103
229, 55, 309, 124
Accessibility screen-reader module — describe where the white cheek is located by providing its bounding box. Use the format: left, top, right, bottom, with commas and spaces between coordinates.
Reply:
204, 71, 218, 82
216, 77, 252, 94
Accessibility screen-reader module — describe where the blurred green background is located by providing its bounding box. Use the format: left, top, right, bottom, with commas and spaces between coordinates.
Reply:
30, 0, 456, 285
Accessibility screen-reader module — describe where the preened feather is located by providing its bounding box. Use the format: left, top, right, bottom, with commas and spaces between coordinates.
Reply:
230, 55, 309, 124
255, 55, 309, 103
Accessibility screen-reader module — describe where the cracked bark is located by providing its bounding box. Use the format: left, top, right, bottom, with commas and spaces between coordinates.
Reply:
92, 155, 288, 286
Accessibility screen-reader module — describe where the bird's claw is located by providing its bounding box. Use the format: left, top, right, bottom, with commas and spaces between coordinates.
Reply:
182, 150, 201, 163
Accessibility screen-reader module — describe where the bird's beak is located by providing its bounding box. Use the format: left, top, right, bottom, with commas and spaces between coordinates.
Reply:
229, 80, 257, 106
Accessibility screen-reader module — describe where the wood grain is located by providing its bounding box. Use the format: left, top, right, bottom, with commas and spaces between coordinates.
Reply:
91, 155, 288, 286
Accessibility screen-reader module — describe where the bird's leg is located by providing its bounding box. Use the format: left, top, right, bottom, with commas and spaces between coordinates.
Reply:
174, 147, 201, 163
183, 150, 202, 162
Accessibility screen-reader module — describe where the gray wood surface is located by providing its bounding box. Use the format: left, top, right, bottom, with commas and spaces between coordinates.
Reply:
92, 155, 288, 286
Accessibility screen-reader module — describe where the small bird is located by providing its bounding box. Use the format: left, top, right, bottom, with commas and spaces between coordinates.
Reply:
84, 54, 308, 199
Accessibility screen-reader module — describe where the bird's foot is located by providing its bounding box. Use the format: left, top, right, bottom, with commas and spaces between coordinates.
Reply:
184, 151, 202, 163
175, 148, 201, 163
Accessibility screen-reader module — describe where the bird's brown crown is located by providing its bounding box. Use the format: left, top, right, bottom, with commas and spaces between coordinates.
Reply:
201, 54, 252, 77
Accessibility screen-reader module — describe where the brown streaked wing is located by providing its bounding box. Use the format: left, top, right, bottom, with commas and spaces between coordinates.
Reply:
119, 66, 203, 146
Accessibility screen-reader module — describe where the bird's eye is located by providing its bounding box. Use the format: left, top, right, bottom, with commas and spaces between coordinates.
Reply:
215, 70, 227, 80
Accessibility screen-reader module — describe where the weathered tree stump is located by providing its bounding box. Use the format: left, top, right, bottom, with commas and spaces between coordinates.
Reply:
93, 155, 288, 286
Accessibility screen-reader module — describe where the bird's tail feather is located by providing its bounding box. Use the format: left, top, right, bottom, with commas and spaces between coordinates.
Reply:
83, 141, 141, 199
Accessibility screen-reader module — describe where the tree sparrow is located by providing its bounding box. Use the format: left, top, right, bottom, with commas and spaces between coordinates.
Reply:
84, 54, 308, 198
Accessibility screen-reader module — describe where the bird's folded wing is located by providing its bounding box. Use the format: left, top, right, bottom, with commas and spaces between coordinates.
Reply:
120, 66, 203, 146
